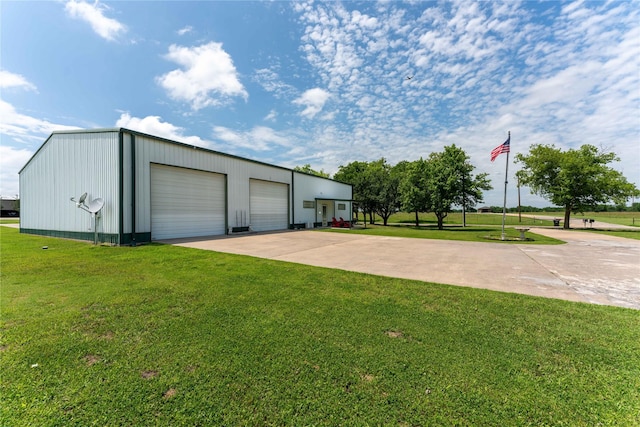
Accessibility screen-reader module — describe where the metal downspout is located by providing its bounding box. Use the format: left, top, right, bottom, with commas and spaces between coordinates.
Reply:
291, 170, 295, 227
130, 133, 136, 246
118, 131, 124, 245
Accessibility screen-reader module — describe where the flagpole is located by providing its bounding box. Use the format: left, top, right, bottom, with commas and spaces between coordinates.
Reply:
501, 131, 510, 241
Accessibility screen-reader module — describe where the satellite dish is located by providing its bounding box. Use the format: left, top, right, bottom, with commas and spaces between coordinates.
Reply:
87, 198, 104, 214
69, 192, 104, 245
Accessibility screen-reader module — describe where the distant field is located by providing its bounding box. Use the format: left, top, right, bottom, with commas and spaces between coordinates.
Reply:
368, 211, 640, 227
368, 212, 554, 226
567, 211, 640, 227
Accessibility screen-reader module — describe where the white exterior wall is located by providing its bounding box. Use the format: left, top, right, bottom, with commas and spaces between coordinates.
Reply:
20, 128, 355, 243
129, 133, 292, 235
292, 172, 352, 226
19, 131, 120, 236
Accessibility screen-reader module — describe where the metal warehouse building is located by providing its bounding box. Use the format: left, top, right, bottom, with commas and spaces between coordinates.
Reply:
19, 128, 353, 245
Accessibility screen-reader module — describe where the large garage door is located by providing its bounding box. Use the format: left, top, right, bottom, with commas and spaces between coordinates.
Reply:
151, 164, 226, 239
250, 179, 289, 232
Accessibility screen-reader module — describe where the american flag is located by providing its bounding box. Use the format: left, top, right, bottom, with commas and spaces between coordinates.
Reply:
490, 136, 510, 162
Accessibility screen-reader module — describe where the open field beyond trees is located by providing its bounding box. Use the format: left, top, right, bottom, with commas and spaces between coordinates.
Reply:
373, 211, 640, 227
368, 211, 555, 227
568, 211, 640, 227
1, 228, 639, 425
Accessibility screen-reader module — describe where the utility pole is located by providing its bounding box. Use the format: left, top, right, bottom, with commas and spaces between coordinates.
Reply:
517, 174, 521, 223
462, 174, 466, 227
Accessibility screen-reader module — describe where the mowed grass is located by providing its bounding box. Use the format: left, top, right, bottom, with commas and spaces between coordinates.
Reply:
1, 228, 639, 426
570, 211, 640, 227
380, 212, 555, 227
381, 211, 640, 227
323, 224, 564, 244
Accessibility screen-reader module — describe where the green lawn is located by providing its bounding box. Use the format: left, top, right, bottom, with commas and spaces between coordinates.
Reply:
377, 211, 555, 227
323, 224, 565, 244
372, 211, 640, 227
570, 211, 640, 227
1, 228, 639, 426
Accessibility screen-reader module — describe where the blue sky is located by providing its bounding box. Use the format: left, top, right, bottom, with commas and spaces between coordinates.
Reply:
1, 0, 638, 207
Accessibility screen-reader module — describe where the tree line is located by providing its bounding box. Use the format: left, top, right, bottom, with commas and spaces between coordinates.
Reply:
332, 145, 492, 230
298, 143, 639, 230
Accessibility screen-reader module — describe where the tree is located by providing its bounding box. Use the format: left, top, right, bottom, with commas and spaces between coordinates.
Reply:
452, 149, 492, 226
516, 144, 639, 229
293, 164, 330, 178
400, 158, 431, 226
370, 159, 407, 226
426, 145, 493, 230
333, 160, 371, 223
334, 159, 403, 225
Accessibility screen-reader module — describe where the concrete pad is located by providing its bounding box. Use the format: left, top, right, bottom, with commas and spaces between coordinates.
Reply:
164, 228, 640, 310
519, 228, 640, 309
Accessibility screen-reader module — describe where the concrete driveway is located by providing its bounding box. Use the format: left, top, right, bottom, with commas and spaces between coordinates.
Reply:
164, 227, 640, 310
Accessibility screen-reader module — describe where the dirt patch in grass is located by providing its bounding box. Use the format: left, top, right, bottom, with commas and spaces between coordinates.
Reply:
83, 355, 101, 366
0, 345, 8, 352
362, 374, 375, 382
163, 388, 177, 399
386, 330, 404, 338
99, 331, 114, 340
141, 370, 159, 379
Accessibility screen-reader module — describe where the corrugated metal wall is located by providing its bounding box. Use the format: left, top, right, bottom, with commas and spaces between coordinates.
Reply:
20, 129, 354, 243
129, 134, 292, 236
19, 131, 120, 238
292, 172, 352, 226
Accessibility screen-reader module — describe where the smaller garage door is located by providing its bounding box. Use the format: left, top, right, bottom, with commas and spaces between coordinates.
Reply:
250, 179, 289, 232
151, 164, 226, 239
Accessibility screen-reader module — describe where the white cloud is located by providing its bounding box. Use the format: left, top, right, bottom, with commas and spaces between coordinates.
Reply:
156, 42, 248, 110
115, 113, 210, 148
0, 95, 80, 196
293, 88, 331, 119
0, 145, 34, 197
177, 25, 193, 36
64, 0, 126, 41
250, 126, 290, 147
0, 100, 80, 143
212, 125, 290, 152
0, 70, 37, 92
264, 110, 277, 122
290, 1, 639, 206
253, 68, 297, 99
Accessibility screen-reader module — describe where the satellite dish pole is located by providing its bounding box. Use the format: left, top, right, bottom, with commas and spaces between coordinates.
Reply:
70, 193, 104, 245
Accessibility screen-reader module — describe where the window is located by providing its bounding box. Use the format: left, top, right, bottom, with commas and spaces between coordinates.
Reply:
337, 203, 346, 210
303, 200, 314, 208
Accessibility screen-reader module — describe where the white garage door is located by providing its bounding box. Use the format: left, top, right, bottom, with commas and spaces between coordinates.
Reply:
151, 164, 226, 239
250, 179, 289, 232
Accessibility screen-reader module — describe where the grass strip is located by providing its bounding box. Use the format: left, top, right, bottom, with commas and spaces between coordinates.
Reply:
1, 228, 638, 426
570, 212, 640, 227
322, 224, 564, 244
